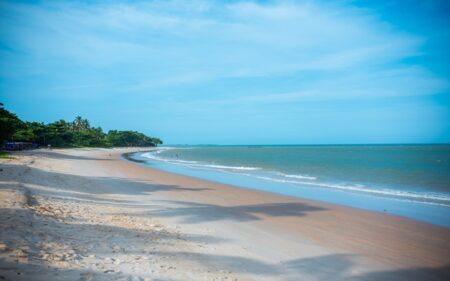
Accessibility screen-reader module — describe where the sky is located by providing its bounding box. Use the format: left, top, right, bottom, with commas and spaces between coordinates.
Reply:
0, 0, 449, 145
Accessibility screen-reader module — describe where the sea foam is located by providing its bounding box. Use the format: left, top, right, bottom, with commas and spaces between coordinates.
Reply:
139, 149, 450, 207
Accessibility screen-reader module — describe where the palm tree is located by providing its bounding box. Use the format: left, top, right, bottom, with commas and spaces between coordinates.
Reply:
73, 116, 90, 131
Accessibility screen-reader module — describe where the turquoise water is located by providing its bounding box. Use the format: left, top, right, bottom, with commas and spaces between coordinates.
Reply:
131, 145, 450, 227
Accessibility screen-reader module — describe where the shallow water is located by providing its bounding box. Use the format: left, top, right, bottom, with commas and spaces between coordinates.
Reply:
131, 145, 450, 227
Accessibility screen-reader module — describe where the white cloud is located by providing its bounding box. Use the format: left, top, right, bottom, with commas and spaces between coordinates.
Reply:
0, 0, 446, 100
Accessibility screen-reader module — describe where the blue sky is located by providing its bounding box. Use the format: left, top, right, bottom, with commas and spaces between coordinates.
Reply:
1, 0, 449, 144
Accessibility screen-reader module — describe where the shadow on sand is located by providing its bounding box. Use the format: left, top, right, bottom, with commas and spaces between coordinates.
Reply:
1, 152, 449, 280
1, 205, 448, 280
144, 200, 327, 223
1, 204, 448, 281
0, 163, 210, 201
23, 149, 113, 161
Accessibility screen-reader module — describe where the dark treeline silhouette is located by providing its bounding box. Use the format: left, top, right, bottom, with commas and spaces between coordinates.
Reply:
0, 106, 162, 148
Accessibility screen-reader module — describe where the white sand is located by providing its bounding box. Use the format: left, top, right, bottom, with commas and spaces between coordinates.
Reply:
0, 148, 449, 281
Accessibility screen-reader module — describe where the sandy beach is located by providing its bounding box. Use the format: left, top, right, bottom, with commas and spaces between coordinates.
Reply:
0, 148, 449, 281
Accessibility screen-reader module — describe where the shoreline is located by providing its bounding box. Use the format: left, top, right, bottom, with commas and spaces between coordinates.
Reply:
122, 150, 422, 224
121, 151, 148, 163
126, 148, 450, 228
118, 149, 450, 268
1, 148, 449, 280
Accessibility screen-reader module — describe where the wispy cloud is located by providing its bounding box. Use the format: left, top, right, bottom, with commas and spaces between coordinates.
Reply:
1, 0, 435, 91
1, 0, 448, 143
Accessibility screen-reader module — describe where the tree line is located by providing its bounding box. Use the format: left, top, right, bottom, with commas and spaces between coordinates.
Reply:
0, 106, 162, 148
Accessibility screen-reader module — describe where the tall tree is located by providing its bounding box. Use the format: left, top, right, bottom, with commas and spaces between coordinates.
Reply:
1, 106, 162, 148
0, 107, 23, 143
72, 116, 90, 131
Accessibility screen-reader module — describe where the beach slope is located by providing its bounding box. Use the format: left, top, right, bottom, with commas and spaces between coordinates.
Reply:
0, 148, 449, 281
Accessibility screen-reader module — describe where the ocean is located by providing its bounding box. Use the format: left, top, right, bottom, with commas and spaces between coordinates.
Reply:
129, 145, 450, 227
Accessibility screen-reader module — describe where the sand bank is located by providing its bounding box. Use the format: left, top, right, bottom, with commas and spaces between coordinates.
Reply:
0, 148, 449, 281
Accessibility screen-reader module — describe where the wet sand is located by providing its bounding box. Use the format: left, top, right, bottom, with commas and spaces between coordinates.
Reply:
0, 148, 449, 281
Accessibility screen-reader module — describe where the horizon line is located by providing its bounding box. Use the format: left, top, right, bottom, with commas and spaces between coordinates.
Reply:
162, 142, 450, 146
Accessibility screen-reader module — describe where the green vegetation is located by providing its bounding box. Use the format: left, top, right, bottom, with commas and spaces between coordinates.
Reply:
0, 151, 11, 159
0, 106, 162, 148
